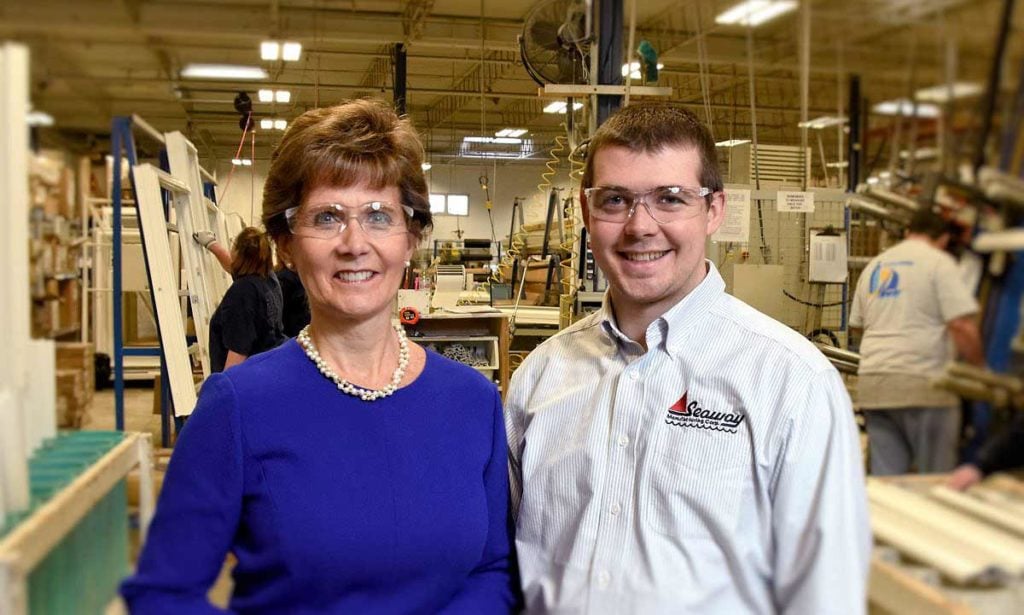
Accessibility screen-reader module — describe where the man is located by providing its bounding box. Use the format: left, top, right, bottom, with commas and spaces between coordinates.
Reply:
850, 209, 984, 475
505, 102, 870, 614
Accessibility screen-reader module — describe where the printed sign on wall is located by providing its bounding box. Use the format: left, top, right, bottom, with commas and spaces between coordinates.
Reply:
712, 188, 751, 243
776, 190, 815, 213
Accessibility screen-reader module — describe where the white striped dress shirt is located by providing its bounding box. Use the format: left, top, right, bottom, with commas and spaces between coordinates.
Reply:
506, 262, 870, 614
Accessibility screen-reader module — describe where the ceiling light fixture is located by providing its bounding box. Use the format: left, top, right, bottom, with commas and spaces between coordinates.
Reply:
282, 42, 302, 62
181, 64, 268, 80
914, 82, 983, 103
258, 89, 274, 102
620, 61, 664, 79
496, 128, 528, 138
273, 119, 287, 130
715, 0, 797, 27
463, 136, 523, 144
27, 110, 55, 127
421, 163, 432, 171
260, 119, 274, 130
260, 41, 280, 61
872, 99, 941, 118
715, 139, 751, 147
232, 158, 253, 166
543, 101, 583, 114
798, 116, 848, 130
275, 90, 291, 103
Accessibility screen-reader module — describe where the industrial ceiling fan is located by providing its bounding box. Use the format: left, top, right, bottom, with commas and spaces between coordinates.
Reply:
519, 0, 590, 86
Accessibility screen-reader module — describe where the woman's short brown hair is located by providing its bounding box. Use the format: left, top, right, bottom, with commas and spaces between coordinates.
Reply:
261, 98, 433, 241
231, 227, 274, 278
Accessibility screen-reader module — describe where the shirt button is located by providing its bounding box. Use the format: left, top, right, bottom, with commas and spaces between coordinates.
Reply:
617, 435, 629, 447
609, 503, 621, 515
597, 570, 611, 588
628, 370, 639, 381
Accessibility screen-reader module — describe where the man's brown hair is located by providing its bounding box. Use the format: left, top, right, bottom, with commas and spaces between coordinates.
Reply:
262, 98, 433, 241
581, 102, 723, 196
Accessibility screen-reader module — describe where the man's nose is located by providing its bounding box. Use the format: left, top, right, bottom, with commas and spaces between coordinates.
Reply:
623, 199, 660, 234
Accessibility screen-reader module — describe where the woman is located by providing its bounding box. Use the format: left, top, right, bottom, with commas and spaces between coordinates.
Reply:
121, 99, 516, 613
204, 227, 286, 372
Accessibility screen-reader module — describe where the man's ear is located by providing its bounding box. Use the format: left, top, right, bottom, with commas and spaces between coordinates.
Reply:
704, 190, 726, 237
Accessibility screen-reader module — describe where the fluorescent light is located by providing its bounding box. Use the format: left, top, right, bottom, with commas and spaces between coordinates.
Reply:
242, 159, 253, 166
463, 136, 523, 144
232, 158, 242, 165
715, 139, 751, 147
872, 98, 941, 118
798, 115, 848, 129
914, 82, 983, 103
181, 64, 268, 80
258, 89, 273, 102
421, 162, 432, 171
274, 90, 291, 103
260, 119, 273, 130
273, 119, 287, 130
899, 147, 939, 160
495, 128, 527, 138
866, 177, 879, 185
260, 41, 280, 61
282, 42, 302, 62
716, 1, 797, 27
27, 110, 54, 127
232, 158, 253, 166
543, 101, 583, 114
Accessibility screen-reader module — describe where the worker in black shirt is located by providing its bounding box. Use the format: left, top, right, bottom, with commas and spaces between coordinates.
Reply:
275, 265, 311, 338
195, 227, 286, 372
948, 412, 1024, 490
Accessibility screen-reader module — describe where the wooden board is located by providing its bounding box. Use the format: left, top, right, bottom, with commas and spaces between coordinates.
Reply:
870, 557, 974, 615
132, 164, 198, 417
164, 132, 228, 379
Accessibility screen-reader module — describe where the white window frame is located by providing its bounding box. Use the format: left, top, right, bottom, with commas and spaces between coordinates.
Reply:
428, 192, 470, 217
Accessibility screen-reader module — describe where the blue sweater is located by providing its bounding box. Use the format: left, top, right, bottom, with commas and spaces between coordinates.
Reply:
121, 341, 516, 614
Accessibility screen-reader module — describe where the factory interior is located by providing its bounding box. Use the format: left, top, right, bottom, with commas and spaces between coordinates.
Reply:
2, 0, 1024, 612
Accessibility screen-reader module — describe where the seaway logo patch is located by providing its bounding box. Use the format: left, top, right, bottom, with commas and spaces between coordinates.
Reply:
665, 392, 745, 434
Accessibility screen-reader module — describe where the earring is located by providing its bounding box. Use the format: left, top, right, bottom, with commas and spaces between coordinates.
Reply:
404, 260, 411, 267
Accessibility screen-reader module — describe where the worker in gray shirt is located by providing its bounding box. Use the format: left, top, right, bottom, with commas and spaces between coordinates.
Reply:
850, 209, 985, 475
505, 102, 870, 614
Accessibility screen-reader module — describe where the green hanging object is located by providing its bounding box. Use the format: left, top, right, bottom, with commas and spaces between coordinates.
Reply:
637, 40, 659, 83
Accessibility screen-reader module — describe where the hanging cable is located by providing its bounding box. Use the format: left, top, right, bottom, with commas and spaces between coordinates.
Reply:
217, 111, 253, 207
746, 25, 770, 264
694, 3, 715, 135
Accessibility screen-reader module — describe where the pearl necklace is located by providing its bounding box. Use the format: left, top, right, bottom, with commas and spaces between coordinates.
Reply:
296, 323, 409, 401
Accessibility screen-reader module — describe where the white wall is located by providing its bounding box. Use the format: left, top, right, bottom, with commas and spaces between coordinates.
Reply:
211, 160, 267, 228
210, 159, 579, 245
424, 161, 577, 246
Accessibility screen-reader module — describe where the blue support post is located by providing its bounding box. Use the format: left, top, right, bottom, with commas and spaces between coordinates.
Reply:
111, 117, 130, 430
110, 116, 166, 432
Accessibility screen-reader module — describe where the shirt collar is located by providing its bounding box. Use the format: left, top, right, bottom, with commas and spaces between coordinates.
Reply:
598, 260, 726, 357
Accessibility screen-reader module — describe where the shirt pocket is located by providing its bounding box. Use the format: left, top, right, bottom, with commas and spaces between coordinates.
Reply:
641, 426, 751, 540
